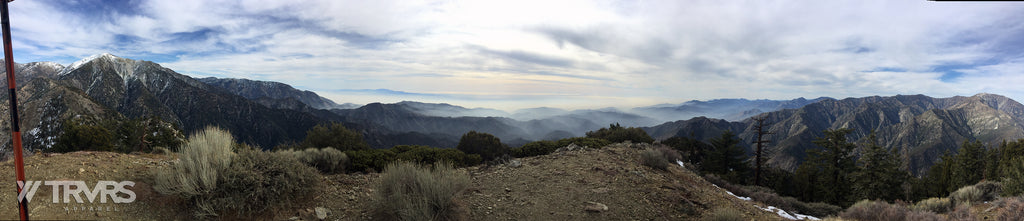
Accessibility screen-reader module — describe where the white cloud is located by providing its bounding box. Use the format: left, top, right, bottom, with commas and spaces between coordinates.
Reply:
6, 0, 1024, 109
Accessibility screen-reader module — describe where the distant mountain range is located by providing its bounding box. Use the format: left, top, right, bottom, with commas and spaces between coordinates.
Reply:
644, 93, 1024, 175
632, 97, 833, 122
3, 53, 1021, 176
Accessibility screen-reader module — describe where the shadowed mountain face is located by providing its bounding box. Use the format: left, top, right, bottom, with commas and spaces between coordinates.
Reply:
645, 94, 1024, 175
52, 53, 325, 149
197, 77, 356, 110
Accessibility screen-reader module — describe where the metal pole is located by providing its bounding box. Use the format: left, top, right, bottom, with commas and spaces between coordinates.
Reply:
0, 0, 28, 220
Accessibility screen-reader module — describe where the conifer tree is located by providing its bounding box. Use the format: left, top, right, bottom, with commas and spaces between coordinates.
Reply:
952, 140, 984, 190
850, 132, 907, 202
800, 128, 857, 206
706, 131, 750, 184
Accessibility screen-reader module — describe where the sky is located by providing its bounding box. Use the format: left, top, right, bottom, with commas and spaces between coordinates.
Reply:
6, 0, 1024, 111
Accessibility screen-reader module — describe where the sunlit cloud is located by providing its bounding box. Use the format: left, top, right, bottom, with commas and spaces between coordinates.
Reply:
6, 0, 1024, 110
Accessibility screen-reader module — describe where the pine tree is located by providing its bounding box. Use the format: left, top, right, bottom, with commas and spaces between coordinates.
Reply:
850, 132, 907, 202
952, 140, 984, 189
706, 131, 750, 184
804, 128, 857, 206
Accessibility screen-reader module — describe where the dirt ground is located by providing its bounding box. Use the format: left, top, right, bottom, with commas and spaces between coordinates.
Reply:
0, 145, 787, 221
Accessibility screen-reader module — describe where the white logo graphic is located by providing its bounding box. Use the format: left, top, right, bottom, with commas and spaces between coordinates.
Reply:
16, 181, 136, 204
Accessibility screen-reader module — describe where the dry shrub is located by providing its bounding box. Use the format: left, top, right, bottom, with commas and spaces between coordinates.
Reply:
839, 200, 943, 221
211, 147, 319, 217
996, 197, 1024, 221
797, 202, 843, 218
154, 127, 319, 217
154, 126, 235, 200
702, 207, 744, 221
656, 146, 683, 163
280, 147, 349, 174
911, 197, 951, 213
974, 181, 1003, 202
948, 204, 976, 221
372, 161, 469, 221
950, 185, 984, 207
641, 148, 671, 170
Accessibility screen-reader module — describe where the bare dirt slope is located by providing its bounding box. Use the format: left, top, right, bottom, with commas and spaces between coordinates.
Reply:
290, 143, 785, 221
0, 144, 784, 220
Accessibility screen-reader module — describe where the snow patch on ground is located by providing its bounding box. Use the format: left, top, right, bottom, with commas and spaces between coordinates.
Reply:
754, 205, 819, 220
726, 191, 752, 201
676, 160, 685, 168
710, 177, 818, 220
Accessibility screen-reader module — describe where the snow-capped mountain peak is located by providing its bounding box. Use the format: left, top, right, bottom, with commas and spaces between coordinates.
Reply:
63, 53, 121, 74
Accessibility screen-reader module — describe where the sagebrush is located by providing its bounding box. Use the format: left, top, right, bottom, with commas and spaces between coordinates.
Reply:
839, 200, 943, 221
280, 147, 349, 174
911, 197, 951, 213
949, 185, 984, 207
641, 148, 670, 170
210, 146, 320, 216
154, 126, 235, 200
372, 161, 469, 221
154, 127, 319, 217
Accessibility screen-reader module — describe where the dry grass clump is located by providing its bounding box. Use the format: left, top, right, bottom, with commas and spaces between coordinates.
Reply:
911, 197, 951, 213
372, 161, 469, 221
839, 200, 944, 221
280, 147, 349, 174
702, 207, 744, 221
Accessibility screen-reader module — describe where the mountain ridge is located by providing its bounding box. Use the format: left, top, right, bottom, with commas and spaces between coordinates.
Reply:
644, 93, 1024, 175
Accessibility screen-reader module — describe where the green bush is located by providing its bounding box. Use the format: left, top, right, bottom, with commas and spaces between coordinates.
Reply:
702, 207, 744, 221
641, 149, 670, 171
372, 162, 469, 221
280, 147, 349, 174
346, 149, 398, 173
911, 197, 951, 213
1002, 157, 1024, 196
155, 126, 235, 199
113, 117, 184, 153
210, 147, 319, 217
511, 140, 559, 158
950, 185, 984, 207
585, 123, 654, 144
301, 122, 368, 151
456, 131, 508, 162
393, 145, 482, 168
52, 118, 115, 152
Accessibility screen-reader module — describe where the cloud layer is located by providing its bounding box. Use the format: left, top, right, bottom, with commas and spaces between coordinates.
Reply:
7, 0, 1024, 110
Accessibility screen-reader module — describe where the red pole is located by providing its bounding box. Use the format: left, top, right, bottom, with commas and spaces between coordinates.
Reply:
0, 0, 28, 220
